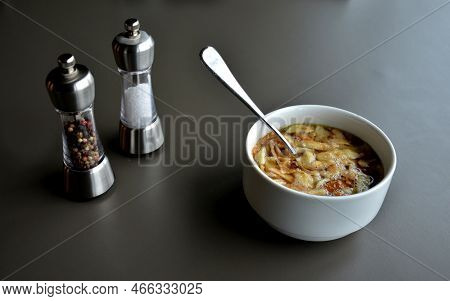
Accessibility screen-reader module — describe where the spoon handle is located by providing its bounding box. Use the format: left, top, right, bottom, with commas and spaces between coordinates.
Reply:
200, 46, 297, 155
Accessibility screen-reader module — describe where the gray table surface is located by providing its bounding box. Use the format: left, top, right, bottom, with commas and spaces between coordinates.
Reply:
1, 0, 450, 280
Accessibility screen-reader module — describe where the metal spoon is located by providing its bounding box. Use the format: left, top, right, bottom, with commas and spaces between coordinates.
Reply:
200, 46, 297, 155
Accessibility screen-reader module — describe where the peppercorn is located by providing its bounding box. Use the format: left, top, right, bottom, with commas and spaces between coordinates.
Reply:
64, 117, 102, 170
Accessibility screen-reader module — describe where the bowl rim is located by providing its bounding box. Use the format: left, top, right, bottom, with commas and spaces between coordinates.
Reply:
245, 104, 397, 201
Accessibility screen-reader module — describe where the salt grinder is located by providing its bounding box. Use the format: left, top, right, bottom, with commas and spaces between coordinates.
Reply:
46, 54, 115, 198
112, 18, 164, 155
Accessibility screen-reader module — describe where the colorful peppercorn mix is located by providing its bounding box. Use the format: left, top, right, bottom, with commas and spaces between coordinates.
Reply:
63, 117, 102, 170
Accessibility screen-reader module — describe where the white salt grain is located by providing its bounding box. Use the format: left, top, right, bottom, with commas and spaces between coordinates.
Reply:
121, 83, 155, 128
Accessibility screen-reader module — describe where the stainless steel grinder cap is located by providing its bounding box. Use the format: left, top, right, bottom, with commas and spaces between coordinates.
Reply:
112, 18, 155, 71
46, 54, 95, 112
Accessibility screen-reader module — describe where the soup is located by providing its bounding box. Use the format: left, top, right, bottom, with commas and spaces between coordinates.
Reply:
252, 124, 384, 196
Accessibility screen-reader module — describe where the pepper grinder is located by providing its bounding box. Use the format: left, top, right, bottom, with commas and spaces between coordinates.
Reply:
112, 18, 164, 155
46, 54, 115, 198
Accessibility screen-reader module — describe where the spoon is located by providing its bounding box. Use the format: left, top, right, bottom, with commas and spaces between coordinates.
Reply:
200, 46, 297, 155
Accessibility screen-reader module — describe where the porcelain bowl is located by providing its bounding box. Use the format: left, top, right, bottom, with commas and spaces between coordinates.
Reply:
243, 105, 396, 241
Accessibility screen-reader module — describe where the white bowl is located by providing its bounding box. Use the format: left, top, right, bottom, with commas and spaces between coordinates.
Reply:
243, 105, 397, 241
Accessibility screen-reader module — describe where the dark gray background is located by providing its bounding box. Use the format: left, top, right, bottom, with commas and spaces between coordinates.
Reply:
1, 0, 449, 280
